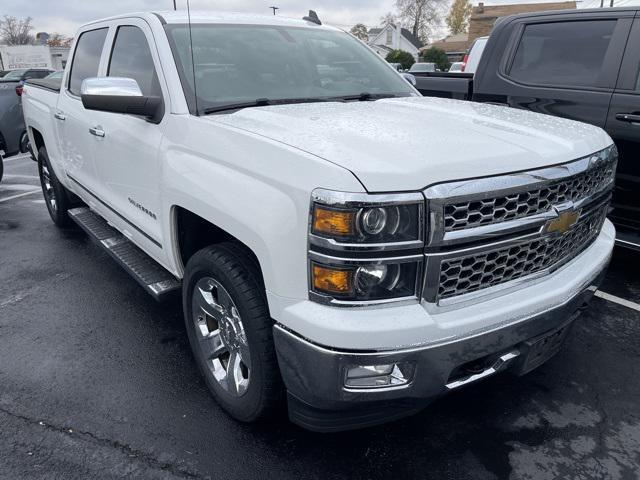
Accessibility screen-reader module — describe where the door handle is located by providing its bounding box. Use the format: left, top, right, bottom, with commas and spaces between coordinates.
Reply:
616, 113, 640, 124
89, 126, 105, 137
54, 112, 66, 121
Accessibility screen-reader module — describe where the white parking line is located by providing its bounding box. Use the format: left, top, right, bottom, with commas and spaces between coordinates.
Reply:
0, 189, 41, 203
3, 174, 39, 180
0, 184, 39, 192
2, 154, 31, 162
595, 291, 640, 312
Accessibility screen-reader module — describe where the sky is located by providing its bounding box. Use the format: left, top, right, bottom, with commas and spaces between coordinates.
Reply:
2, 0, 640, 38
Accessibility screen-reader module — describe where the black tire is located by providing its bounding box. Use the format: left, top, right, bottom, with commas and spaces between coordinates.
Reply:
37, 146, 72, 228
19, 131, 29, 154
0, 155, 3, 183
183, 243, 284, 422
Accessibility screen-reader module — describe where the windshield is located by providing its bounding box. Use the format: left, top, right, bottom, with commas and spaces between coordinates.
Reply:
1, 69, 27, 81
409, 63, 435, 73
165, 24, 415, 114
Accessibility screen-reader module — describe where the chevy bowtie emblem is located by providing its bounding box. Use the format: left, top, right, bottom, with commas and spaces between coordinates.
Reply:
546, 209, 580, 235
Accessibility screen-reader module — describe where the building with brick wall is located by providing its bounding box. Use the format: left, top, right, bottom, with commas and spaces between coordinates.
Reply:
422, 1, 577, 60
468, 1, 576, 40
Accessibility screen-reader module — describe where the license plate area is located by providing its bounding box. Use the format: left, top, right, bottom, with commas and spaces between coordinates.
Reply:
519, 321, 573, 375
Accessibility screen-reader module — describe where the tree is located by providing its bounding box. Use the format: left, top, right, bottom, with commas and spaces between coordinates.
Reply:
379, 12, 397, 26
0, 16, 35, 45
386, 50, 416, 70
395, 0, 447, 45
422, 47, 450, 71
350, 23, 369, 41
446, 0, 473, 35
47, 33, 72, 47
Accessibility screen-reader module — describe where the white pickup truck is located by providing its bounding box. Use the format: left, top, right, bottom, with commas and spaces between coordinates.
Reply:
22, 11, 617, 432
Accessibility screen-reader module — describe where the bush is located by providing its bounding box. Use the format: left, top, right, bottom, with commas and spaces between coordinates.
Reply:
385, 50, 415, 71
421, 47, 451, 72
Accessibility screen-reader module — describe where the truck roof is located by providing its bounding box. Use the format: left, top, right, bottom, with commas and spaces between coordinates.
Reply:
83, 11, 342, 31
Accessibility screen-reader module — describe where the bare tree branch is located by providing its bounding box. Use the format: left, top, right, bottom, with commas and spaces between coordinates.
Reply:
0, 15, 35, 45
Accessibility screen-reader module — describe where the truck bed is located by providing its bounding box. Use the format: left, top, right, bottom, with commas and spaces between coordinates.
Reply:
25, 77, 62, 93
413, 72, 473, 101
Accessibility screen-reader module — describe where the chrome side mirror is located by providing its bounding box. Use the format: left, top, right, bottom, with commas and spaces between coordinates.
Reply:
401, 73, 417, 87
80, 77, 163, 124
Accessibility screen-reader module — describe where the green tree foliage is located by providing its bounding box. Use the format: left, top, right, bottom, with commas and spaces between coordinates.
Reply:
421, 47, 450, 71
446, 0, 473, 35
385, 50, 416, 70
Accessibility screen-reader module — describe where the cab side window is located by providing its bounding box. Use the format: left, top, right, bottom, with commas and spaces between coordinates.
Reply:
508, 20, 617, 89
108, 26, 161, 97
68, 28, 108, 95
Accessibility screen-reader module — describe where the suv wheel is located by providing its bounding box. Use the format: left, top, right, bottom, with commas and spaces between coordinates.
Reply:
183, 243, 284, 422
38, 146, 72, 227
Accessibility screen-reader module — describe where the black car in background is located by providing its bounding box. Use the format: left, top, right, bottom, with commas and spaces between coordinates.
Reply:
414, 8, 640, 249
0, 68, 53, 157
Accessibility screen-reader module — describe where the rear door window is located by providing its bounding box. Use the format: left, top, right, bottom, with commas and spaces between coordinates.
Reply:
508, 20, 617, 88
68, 28, 108, 95
108, 26, 161, 97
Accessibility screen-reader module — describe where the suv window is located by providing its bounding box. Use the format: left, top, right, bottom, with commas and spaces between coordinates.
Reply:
509, 20, 617, 88
108, 26, 160, 97
69, 28, 108, 95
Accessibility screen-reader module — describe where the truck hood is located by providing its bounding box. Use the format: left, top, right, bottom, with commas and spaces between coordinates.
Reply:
209, 96, 612, 192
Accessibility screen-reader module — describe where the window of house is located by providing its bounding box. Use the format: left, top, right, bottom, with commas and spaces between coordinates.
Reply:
108, 26, 161, 97
509, 20, 616, 88
68, 28, 108, 96
386, 29, 393, 45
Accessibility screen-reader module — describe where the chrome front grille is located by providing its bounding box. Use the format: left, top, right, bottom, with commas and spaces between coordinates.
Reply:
423, 146, 617, 305
438, 203, 608, 300
443, 153, 616, 232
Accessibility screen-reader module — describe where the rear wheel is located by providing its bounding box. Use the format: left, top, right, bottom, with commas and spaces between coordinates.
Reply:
19, 131, 29, 154
183, 243, 284, 422
38, 146, 72, 228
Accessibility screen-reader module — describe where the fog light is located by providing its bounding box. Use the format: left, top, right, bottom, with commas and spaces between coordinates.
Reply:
345, 363, 414, 389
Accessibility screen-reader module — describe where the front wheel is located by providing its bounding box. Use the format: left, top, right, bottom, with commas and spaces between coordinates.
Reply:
38, 146, 72, 227
183, 243, 284, 422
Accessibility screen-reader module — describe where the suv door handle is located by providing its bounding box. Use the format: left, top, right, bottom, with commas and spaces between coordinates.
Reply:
54, 112, 66, 121
616, 113, 640, 124
89, 126, 105, 137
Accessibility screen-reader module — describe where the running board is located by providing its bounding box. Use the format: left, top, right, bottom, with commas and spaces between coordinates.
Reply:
68, 207, 181, 301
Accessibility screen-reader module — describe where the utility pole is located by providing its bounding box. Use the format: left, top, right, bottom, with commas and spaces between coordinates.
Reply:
609, 0, 614, 6
269, 6, 279, 15
600, 0, 604, 7
173, 0, 177, 10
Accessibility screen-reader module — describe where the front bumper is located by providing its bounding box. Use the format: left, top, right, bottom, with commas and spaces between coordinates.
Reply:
274, 260, 609, 432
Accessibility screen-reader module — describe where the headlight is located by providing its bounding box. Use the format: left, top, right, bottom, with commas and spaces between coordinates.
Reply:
310, 259, 421, 302
310, 189, 424, 246
308, 189, 425, 305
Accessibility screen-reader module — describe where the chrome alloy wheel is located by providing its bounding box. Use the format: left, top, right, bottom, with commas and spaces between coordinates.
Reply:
41, 163, 57, 212
192, 277, 251, 397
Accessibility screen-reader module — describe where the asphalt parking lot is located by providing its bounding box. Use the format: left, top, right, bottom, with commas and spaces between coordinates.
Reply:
1, 153, 639, 480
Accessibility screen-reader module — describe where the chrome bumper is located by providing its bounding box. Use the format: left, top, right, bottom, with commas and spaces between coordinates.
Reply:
273, 265, 608, 432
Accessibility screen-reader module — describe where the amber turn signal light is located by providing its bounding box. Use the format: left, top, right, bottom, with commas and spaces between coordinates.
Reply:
313, 206, 355, 237
312, 264, 354, 295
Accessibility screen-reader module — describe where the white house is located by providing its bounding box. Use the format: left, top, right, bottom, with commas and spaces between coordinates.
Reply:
367, 24, 423, 60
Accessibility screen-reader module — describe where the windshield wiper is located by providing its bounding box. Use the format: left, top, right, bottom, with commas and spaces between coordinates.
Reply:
202, 97, 345, 115
331, 92, 400, 102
